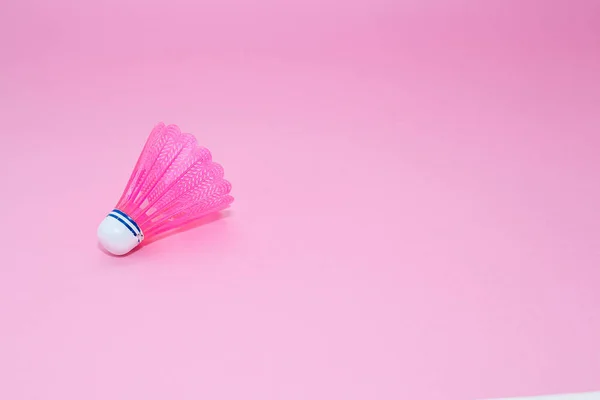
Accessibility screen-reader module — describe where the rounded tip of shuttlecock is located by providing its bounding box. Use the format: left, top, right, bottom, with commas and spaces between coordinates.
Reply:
97, 211, 143, 256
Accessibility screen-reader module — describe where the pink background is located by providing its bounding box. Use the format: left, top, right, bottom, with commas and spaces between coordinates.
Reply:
1, 0, 599, 399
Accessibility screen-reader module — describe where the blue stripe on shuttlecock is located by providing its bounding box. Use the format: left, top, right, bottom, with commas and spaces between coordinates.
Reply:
111, 209, 142, 234
107, 209, 143, 243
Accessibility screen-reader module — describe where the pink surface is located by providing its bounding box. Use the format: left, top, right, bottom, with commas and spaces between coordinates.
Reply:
1, 0, 599, 399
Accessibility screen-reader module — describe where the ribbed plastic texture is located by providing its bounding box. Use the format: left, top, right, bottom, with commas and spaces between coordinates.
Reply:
114, 122, 233, 239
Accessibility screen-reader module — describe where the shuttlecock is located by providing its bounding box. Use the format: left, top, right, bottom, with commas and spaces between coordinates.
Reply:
97, 122, 233, 255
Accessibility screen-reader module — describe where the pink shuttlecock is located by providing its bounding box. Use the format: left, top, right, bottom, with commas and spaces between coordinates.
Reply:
97, 123, 233, 255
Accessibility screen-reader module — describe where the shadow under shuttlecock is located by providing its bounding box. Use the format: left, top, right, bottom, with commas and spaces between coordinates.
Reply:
97, 210, 232, 257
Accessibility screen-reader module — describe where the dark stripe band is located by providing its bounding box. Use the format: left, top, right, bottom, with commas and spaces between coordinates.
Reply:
107, 213, 138, 238
111, 209, 141, 234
